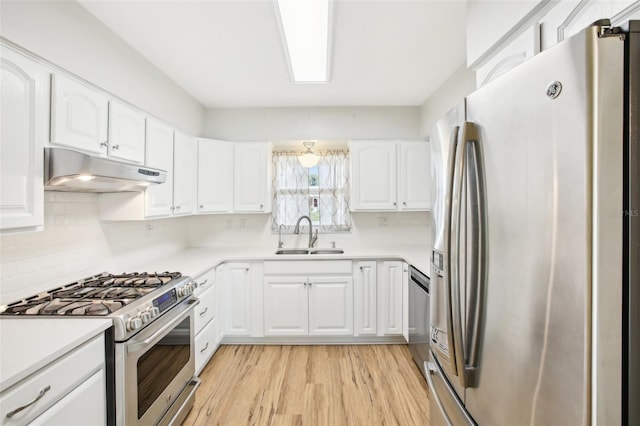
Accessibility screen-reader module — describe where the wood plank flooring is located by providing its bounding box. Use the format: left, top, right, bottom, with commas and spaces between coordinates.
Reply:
183, 345, 430, 426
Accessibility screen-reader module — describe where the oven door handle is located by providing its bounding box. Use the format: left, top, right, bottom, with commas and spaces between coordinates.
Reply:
127, 297, 199, 354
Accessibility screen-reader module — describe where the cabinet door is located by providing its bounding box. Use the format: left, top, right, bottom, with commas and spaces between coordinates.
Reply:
195, 318, 218, 376
308, 276, 353, 336
378, 261, 403, 335
51, 73, 108, 155
0, 47, 47, 231
197, 138, 234, 213
234, 142, 270, 212
350, 141, 397, 211
173, 132, 197, 215
398, 141, 431, 210
107, 100, 145, 164
354, 262, 377, 335
29, 369, 105, 426
224, 263, 252, 336
264, 277, 309, 336
144, 119, 174, 218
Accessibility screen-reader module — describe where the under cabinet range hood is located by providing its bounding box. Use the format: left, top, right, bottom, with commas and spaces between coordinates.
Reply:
44, 147, 166, 192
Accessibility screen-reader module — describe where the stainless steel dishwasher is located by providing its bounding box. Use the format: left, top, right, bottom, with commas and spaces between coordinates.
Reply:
408, 265, 430, 381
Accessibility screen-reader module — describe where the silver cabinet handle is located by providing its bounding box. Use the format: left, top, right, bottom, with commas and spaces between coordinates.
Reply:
112, 144, 120, 150
199, 307, 208, 316
100, 141, 109, 148
259, 204, 264, 209
200, 342, 209, 353
199, 205, 204, 209
403, 201, 407, 206
393, 202, 397, 206
6, 385, 51, 418
175, 205, 181, 210
198, 278, 208, 287
359, 266, 363, 270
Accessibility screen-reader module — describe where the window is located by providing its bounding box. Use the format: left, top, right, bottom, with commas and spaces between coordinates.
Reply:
272, 150, 351, 232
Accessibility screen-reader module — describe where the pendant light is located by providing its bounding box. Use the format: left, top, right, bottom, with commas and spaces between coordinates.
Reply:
298, 141, 320, 168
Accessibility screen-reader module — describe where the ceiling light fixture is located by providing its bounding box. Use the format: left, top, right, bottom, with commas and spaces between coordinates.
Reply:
298, 141, 320, 168
275, 0, 331, 83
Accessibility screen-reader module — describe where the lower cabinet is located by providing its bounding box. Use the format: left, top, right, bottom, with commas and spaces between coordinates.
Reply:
193, 268, 218, 375
263, 275, 354, 336
354, 261, 377, 336
0, 334, 106, 425
223, 262, 263, 337
377, 261, 407, 338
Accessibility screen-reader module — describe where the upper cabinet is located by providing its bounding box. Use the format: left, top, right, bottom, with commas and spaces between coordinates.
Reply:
0, 47, 48, 232
51, 74, 144, 164
144, 118, 175, 218
466, 0, 551, 69
107, 100, 145, 164
173, 132, 197, 215
540, 0, 640, 51
234, 142, 271, 213
350, 140, 431, 212
51, 74, 108, 155
197, 139, 234, 213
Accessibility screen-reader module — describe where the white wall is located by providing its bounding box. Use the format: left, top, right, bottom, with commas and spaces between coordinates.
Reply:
418, 64, 476, 138
0, 0, 206, 135
186, 212, 431, 256
206, 107, 421, 141
0, 193, 188, 305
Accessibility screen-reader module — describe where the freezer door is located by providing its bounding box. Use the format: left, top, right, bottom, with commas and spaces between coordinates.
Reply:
430, 102, 467, 398
464, 23, 624, 426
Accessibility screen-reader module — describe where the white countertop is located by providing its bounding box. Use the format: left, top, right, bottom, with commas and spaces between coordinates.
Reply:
125, 246, 431, 280
0, 318, 112, 391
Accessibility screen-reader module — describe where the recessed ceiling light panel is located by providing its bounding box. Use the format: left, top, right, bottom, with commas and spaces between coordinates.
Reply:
275, 0, 331, 83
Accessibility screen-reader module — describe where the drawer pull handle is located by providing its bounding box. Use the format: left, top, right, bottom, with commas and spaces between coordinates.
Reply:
199, 307, 208, 316
200, 342, 209, 353
198, 278, 208, 287
6, 385, 51, 418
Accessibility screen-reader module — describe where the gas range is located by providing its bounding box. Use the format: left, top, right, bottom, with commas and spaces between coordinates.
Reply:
0, 271, 197, 341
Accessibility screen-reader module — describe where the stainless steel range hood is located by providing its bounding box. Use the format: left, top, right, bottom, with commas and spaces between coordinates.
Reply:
44, 147, 167, 192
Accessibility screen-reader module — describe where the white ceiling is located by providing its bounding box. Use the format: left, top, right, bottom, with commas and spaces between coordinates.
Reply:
78, 0, 467, 108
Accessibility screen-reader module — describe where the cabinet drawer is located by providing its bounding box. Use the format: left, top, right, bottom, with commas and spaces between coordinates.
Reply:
264, 260, 352, 275
195, 319, 218, 375
0, 334, 105, 425
194, 285, 216, 334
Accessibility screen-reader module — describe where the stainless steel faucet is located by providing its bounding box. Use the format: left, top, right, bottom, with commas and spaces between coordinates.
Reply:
293, 215, 318, 248
278, 224, 285, 248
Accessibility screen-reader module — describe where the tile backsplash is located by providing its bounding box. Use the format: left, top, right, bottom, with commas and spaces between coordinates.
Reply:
0, 192, 188, 304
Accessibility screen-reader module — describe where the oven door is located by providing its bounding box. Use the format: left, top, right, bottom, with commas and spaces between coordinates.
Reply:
115, 297, 198, 426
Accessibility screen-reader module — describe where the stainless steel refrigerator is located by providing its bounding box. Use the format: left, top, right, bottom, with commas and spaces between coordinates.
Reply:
428, 19, 638, 426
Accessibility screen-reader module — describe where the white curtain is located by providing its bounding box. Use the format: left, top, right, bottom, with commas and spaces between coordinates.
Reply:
271, 150, 351, 232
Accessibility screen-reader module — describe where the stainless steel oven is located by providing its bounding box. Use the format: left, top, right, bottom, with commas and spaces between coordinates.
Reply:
115, 297, 200, 426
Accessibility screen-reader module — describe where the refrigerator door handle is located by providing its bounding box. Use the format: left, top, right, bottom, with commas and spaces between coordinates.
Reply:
463, 124, 486, 388
450, 122, 486, 388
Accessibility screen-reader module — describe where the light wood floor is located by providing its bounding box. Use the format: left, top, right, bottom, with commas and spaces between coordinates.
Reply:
183, 344, 430, 426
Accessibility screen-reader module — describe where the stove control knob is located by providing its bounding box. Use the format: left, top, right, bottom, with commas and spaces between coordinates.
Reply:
147, 307, 160, 319
140, 312, 151, 324
127, 317, 143, 332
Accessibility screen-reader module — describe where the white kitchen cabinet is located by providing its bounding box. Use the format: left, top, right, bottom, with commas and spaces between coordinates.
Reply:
29, 369, 105, 426
107, 100, 145, 164
193, 269, 219, 375
51, 73, 109, 155
264, 277, 309, 335
233, 142, 271, 213
350, 140, 431, 211
397, 141, 431, 210
465, 0, 552, 69
308, 276, 354, 335
0, 334, 106, 425
263, 275, 353, 336
378, 261, 404, 336
354, 261, 377, 336
0, 47, 47, 232
224, 262, 261, 336
197, 139, 234, 213
540, 0, 640, 51
350, 141, 397, 210
173, 132, 197, 215
144, 118, 174, 217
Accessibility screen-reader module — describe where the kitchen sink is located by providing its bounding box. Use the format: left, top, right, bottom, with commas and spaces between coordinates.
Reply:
309, 249, 344, 255
274, 248, 310, 255
273, 248, 345, 255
